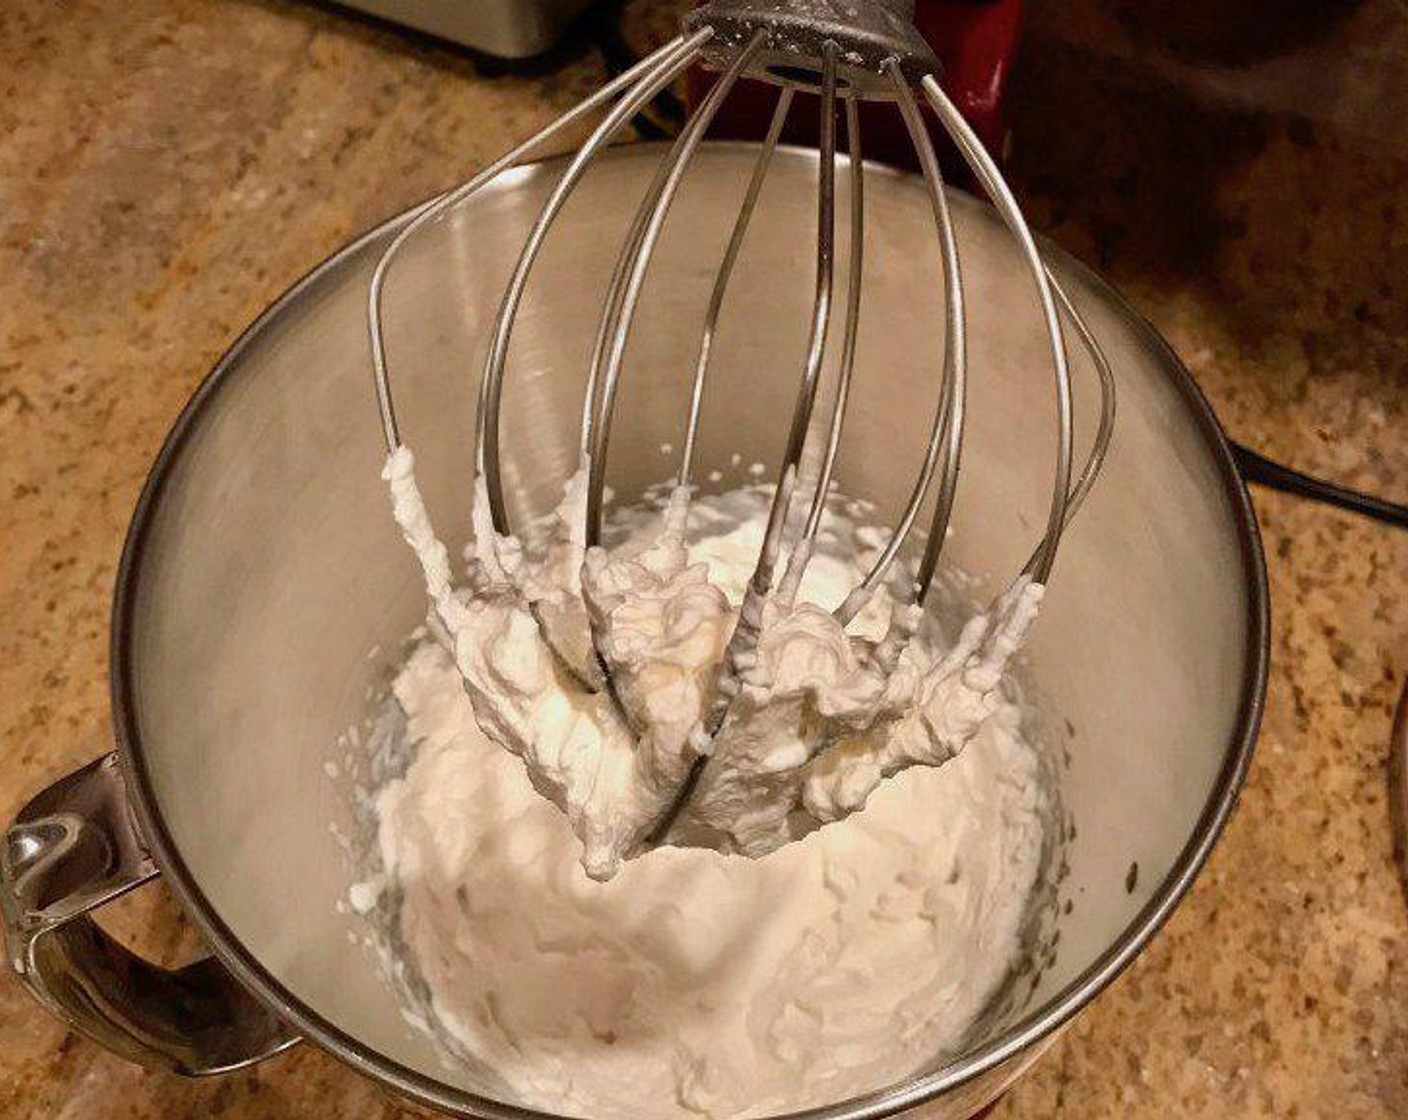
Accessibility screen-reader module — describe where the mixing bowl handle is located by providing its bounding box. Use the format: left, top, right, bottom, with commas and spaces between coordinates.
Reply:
1, 752, 299, 1075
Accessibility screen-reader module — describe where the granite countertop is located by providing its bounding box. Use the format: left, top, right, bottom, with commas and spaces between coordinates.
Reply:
3, 0, 1407, 1116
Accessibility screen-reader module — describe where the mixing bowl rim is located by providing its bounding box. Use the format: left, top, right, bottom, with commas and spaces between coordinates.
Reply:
108, 141, 1268, 1120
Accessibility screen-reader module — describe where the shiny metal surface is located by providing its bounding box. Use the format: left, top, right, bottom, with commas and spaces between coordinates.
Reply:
480, 32, 714, 533
367, 33, 698, 453
879, 62, 964, 610
371, 2, 1106, 842
919, 74, 1074, 584
679, 89, 795, 486
0, 754, 297, 1074
6, 143, 1265, 1118
684, 0, 940, 95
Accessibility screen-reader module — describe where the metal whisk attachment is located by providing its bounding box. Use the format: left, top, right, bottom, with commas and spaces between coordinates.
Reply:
369, 0, 1116, 852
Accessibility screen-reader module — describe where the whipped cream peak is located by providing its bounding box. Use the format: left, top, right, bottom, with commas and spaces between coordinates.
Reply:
582, 485, 731, 794
684, 595, 895, 856
801, 574, 1045, 826
515, 467, 603, 688
383, 446, 470, 631
468, 468, 513, 589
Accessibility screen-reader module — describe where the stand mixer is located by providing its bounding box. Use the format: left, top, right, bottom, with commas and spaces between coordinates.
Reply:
0, 1, 1273, 1108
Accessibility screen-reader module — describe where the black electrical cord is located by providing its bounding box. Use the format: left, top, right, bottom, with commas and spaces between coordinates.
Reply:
1232, 441, 1408, 530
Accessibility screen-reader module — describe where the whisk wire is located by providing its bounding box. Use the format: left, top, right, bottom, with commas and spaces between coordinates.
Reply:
641, 43, 842, 847
777, 92, 865, 609
837, 64, 970, 623
369, 32, 705, 456
1016, 271, 1117, 578
582, 33, 768, 547
577, 44, 739, 472
678, 86, 795, 488
727, 42, 839, 629
477, 32, 710, 534
919, 74, 1074, 583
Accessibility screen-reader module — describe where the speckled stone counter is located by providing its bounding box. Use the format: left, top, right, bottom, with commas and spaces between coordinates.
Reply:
3, 1, 1407, 1116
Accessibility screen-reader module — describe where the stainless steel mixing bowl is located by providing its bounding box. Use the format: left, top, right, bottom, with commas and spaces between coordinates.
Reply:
2, 143, 1267, 1118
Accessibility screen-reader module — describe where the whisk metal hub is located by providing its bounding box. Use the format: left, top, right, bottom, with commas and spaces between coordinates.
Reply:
685, 0, 940, 94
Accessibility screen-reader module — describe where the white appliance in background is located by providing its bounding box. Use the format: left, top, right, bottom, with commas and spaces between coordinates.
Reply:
331, 0, 598, 59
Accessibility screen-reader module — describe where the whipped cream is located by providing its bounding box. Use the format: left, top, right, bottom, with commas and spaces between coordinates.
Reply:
583, 486, 733, 800
384, 448, 1041, 878
361, 484, 1049, 1118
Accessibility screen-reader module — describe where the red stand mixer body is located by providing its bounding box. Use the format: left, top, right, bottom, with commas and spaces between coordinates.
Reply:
687, 0, 1023, 175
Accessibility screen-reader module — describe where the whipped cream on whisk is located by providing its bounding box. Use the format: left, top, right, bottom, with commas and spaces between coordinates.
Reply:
384, 447, 1041, 879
